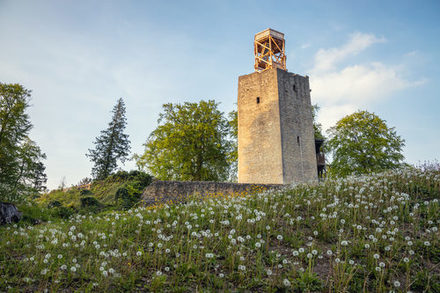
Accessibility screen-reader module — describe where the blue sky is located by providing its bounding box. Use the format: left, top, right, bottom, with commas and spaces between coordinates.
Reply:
0, 0, 439, 189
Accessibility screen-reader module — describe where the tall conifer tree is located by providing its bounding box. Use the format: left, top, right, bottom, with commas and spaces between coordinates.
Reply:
87, 98, 131, 180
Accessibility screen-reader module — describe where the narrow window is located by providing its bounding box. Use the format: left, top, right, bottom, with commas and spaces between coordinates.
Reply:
293, 84, 297, 92
297, 136, 300, 145
256, 97, 260, 104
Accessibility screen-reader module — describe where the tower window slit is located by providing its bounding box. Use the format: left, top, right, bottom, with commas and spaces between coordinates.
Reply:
256, 97, 260, 104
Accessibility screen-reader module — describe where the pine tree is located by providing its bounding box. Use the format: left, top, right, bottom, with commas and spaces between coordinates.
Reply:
87, 98, 131, 180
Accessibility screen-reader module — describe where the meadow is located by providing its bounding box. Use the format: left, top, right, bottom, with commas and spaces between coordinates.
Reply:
1, 167, 439, 292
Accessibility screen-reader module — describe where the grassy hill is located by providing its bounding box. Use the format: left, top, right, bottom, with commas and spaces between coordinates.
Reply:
1, 167, 439, 292
35, 171, 152, 211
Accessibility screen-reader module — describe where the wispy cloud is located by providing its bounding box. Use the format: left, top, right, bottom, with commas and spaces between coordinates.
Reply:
312, 32, 386, 73
309, 33, 425, 130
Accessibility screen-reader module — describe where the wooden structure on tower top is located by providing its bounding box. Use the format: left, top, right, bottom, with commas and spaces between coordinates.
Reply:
254, 28, 286, 72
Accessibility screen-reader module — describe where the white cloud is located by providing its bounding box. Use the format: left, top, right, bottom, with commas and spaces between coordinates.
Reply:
309, 33, 424, 131
313, 32, 385, 73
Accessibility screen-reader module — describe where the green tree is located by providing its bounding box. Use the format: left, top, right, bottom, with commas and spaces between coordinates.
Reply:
136, 100, 233, 181
227, 109, 238, 181
0, 83, 47, 201
326, 110, 405, 177
312, 104, 325, 140
87, 98, 131, 180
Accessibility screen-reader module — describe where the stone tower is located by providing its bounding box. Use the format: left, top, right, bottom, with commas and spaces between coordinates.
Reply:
238, 29, 318, 184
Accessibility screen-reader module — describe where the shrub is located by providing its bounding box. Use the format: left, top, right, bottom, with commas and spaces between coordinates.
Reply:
80, 189, 93, 196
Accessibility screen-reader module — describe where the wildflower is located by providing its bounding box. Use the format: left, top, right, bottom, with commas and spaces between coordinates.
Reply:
57, 254, 63, 259
266, 269, 273, 276
238, 265, 246, 271
379, 262, 385, 268
424, 241, 431, 246
60, 265, 67, 270
283, 278, 291, 287
393, 280, 401, 287
373, 253, 380, 259
164, 267, 170, 272
326, 250, 333, 256
156, 271, 162, 276
219, 273, 224, 278
205, 253, 214, 258
349, 260, 354, 265
255, 242, 261, 248
335, 258, 340, 263
102, 270, 108, 277
292, 250, 299, 256
277, 235, 283, 241
41, 269, 48, 275
365, 244, 370, 249
70, 266, 77, 272
136, 251, 142, 256
403, 257, 409, 263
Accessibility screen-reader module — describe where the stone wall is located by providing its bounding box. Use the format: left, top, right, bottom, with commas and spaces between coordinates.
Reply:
238, 68, 284, 184
141, 180, 283, 206
237, 68, 318, 185
277, 70, 318, 183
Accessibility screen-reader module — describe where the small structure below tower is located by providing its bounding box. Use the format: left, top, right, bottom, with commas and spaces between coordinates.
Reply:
254, 28, 287, 72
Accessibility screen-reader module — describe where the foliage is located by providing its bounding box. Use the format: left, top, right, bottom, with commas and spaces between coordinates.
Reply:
227, 109, 238, 181
1, 167, 439, 291
136, 100, 233, 181
312, 104, 325, 140
326, 110, 405, 177
37, 170, 152, 210
113, 171, 153, 209
87, 98, 131, 180
0, 83, 47, 202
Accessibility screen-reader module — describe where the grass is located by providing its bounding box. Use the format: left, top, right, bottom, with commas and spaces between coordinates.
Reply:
1, 167, 439, 292
36, 170, 152, 210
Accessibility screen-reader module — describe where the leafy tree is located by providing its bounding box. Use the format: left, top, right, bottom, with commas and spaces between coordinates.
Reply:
136, 100, 233, 181
227, 109, 238, 181
326, 110, 405, 177
312, 104, 325, 140
87, 98, 131, 180
0, 83, 47, 201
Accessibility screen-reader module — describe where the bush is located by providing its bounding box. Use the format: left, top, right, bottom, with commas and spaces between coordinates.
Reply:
54, 206, 75, 219
115, 184, 140, 210
80, 189, 93, 196
80, 196, 102, 208
47, 200, 62, 208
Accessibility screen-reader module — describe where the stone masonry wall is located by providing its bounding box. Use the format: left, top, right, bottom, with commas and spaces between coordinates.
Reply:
237, 68, 317, 185
277, 70, 318, 183
142, 180, 283, 206
238, 69, 284, 184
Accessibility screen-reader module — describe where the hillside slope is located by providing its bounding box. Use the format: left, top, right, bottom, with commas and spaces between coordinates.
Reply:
1, 168, 439, 292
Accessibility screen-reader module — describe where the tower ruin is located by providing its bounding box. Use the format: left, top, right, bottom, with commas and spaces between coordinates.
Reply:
238, 28, 318, 184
